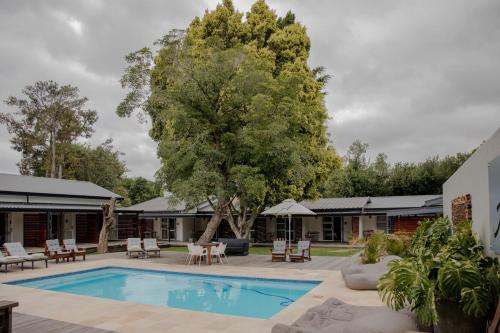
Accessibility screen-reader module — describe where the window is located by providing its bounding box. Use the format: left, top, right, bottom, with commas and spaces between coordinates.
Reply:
162, 218, 176, 240
322, 217, 333, 241
323, 216, 342, 241
275, 217, 299, 240
376, 215, 387, 233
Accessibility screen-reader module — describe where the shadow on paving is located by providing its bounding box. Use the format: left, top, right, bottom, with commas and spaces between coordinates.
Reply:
85, 250, 356, 270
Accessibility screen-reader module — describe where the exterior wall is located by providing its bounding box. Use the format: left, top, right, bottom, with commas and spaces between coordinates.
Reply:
62, 213, 76, 239
343, 216, 353, 241
443, 128, 500, 256
153, 218, 162, 239
9, 212, 23, 243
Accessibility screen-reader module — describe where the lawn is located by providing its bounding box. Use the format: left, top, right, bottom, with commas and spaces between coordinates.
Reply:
162, 246, 360, 257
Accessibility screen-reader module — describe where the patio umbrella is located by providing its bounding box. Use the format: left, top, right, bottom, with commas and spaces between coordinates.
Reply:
261, 199, 316, 248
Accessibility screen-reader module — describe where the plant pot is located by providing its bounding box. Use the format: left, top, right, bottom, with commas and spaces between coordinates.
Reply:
435, 301, 486, 333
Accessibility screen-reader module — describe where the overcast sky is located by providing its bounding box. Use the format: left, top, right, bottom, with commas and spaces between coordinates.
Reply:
0, 0, 499, 179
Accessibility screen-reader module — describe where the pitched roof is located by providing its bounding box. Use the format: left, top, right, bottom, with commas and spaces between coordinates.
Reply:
300, 197, 370, 210
364, 195, 442, 210
0, 173, 121, 199
120, 195, 190, 213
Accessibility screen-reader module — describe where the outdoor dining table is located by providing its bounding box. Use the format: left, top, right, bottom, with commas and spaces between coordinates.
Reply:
199, 242, 219, 265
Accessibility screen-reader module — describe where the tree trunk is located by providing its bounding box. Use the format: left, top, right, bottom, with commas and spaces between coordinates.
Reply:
226, 208, 259, 239
50, 132, 56, 178
197, 198, 228, 244
58, 152, 63, 179
98, 197, 116, 253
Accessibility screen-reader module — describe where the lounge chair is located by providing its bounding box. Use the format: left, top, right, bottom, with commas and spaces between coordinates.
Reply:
4, 242, 48, 269
127, 238, 145, 258
144, 238, 160, 258
271, 239, 287, 262
45, 239, 72, 263
289, 240, 311, 263
186, 243, 207, 266
0, 251, 24, 272
63, 239, 86, 261
211, 242, 228, 264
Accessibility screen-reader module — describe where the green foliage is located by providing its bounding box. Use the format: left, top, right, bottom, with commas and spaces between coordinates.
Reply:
360, 231, 410, 263
321, 140, 472, 197
1, 80, 98, 178
378, 218, 500, 326
117, 0, 340, 239
361, 231, 386, 264
121, 177, 162, 206
59, 140, 127, 195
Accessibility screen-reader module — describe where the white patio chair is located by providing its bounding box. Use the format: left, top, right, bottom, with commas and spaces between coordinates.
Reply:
271, 239, 287, 262
211, 243, 228, 264
45, 239, 72, 263
187, 244, 207, 266
62, 239, 86, 261
144, 238, 161, 257
127, 238, 145, 258
4, 242, 48, 269
0, 251, 24, 272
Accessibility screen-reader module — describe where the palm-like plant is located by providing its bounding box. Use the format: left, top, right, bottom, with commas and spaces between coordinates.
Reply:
378, 218, 500, 327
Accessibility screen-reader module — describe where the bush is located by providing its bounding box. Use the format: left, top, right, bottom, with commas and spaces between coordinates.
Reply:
360, 231, 411, 263
361, 231, 386, 264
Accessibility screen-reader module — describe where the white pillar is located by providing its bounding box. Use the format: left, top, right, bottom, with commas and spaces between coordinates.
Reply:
358, 215, 364, 239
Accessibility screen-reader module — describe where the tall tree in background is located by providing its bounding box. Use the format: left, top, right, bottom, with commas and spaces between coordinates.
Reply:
321, 140, 472, 197
117, 0, 339, 241
121, 177, 162, 206
0, 80, 98, 178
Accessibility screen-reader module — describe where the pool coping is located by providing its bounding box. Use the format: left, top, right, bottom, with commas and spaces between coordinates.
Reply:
5, 265, 323, 285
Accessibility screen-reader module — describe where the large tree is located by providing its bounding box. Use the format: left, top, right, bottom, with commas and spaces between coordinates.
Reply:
118, 0, 338, 242
1, 80, 98, 178
121, 177, 162, 206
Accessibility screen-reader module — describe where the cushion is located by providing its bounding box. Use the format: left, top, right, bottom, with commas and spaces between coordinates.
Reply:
341, 256, 401, 290
271, 298, 416, 333
31, 253, 47, 259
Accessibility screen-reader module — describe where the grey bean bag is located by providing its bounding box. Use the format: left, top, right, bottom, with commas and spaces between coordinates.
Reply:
272, 298, 416, 333
341, 256, 401, 290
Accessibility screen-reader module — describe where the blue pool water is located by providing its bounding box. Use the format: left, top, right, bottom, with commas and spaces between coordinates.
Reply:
6, 267, 320, 319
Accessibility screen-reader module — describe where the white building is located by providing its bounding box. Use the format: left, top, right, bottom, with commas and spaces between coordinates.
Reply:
443, 127, 500, 256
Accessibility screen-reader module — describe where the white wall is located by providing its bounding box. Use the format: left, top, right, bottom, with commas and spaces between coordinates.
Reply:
62, 213, 76, 239
9, 212, 24, 243
443, 128, 500, 256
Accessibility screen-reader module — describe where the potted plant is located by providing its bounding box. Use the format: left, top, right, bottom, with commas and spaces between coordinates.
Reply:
378, 218, 499, 333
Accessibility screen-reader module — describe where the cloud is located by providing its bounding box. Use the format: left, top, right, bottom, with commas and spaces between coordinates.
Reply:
0, 0, 499, 180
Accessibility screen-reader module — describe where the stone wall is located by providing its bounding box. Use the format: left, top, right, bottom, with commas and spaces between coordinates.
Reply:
451, 194, 472, 224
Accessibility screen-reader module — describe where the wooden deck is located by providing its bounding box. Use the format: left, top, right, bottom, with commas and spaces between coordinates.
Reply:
13, 313, 113, 333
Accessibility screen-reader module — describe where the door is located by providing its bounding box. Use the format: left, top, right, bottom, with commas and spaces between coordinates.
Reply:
253, 218, 267, 242
333, 216, 342, 242
23, 213, 48, 247
276, 217, 301, 240
352, 216, 359, 238
48, 213, 62, 240
161, 217, 176, 240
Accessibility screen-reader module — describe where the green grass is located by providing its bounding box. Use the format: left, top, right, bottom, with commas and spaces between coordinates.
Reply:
161, 246, 360, 257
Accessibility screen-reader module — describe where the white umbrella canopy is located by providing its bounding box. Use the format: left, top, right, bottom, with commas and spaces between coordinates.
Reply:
262, 199, 316, 248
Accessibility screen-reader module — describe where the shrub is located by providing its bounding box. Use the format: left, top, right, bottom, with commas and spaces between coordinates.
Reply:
361, 231, 386, 264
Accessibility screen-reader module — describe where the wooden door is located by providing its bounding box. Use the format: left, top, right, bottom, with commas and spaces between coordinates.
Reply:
352, 216, 359, 239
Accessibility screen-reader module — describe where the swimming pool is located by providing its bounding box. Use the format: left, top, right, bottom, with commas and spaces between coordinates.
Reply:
6, 266, 320, 319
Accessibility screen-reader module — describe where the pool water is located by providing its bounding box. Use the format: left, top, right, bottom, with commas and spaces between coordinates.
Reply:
7, 267, 320, 319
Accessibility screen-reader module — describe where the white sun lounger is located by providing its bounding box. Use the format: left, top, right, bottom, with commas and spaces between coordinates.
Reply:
4, 242, 48, 269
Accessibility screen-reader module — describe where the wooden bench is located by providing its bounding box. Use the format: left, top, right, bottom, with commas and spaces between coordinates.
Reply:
0, 301, 18, 333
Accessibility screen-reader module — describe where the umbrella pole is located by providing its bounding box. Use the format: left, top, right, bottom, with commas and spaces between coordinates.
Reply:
288, 214, 291, 249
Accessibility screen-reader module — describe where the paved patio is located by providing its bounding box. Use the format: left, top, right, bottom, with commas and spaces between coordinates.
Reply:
0, 252, 379, 333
